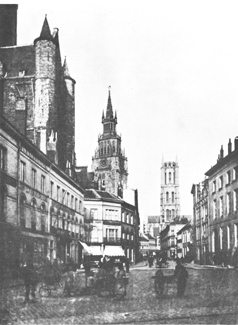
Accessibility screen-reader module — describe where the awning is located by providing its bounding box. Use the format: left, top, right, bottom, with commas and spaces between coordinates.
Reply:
90, 246, 103, 256
79, 241, 92, 254
103, 246, 125, 257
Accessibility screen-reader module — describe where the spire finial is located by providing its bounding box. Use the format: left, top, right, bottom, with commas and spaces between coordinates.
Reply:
106, 86, 113, 119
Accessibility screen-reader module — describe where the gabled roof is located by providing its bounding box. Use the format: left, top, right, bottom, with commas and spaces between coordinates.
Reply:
84, 189, 122, 203
177, 222, 192, 235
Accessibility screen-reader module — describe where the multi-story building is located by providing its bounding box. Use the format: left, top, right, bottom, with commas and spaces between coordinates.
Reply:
160, 158, 180, 228
91, 89, 128, 198
0, 5, 86, 270
160, 223, 184, 259
205, 138, 238, 266
177, 223, 193, 261
0, 116, 85, 269
84, 189, 139, 262
143, 215, 161, 236
191, 180, 209, 264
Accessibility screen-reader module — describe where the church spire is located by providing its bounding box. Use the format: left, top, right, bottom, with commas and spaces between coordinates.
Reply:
106, 86, 113, 119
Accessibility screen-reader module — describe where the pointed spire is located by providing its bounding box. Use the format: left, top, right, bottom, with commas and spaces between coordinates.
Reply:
40, 15, 52, 39
106, 86, 113, 119
102, 110, 105, 122
63, 56, 70, 77
34, 15, 53, 44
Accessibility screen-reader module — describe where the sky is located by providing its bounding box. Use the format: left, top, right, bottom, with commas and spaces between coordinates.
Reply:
4, 0, 238, 222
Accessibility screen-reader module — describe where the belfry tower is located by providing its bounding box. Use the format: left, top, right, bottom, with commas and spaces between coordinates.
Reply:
92, 88, 128, 197
160, 157, 180, 224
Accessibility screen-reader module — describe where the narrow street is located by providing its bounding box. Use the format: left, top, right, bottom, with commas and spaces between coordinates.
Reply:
2, 262, 238, 324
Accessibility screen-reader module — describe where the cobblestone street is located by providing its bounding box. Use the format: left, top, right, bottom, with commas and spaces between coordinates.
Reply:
1, 263, 238, 324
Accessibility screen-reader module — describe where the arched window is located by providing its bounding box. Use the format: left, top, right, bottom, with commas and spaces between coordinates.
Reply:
31, 199, 36, 230
166, 209, 171, 221
169, 172, 172, 183
171, 209, 175, 219
166, 192, 169, 203
100, 144, 103, 156
212, 231, 215, 253
172, 192, 175, 203
20, 194, 26, 228
41, 203, 46, 233
164, 172, 167, 185
112, 141, 115, 153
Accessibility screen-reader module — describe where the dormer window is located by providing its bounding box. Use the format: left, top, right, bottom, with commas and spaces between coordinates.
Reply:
19, 70, 25, 77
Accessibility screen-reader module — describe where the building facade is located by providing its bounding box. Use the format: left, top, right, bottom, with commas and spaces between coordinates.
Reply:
191, 180, 209, 264
205, 138, 238, 266
84, 189, 139, 262
91, 89, 128, 198
177, 223, 193, 261
160, 223, 184, 259
160, 158, 180, 227
0, 116, 85, 268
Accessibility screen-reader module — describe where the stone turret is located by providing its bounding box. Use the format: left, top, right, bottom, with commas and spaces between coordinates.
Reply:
34, 16, 57, 154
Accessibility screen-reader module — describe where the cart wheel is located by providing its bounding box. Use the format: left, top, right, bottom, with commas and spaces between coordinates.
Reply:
39, 284, 51, 297
154, 270, 164, 296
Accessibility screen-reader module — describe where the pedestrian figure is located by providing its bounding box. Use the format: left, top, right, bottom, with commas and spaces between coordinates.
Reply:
115, 263, 126, 298
125, 257, 130, 273
148, 255, 153, 268
174, 258, 188, 297
21, 260, 39, 303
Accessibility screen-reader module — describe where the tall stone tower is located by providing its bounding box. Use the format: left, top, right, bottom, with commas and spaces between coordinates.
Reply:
92, 88, 128, 197
160, 157, 180, 224
0, 13, 76, 172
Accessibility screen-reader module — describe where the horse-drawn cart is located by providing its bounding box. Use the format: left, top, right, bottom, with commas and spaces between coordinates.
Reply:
85, 264, 129, 298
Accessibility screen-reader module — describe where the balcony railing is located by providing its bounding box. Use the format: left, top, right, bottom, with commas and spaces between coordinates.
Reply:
103, 237, 121, 244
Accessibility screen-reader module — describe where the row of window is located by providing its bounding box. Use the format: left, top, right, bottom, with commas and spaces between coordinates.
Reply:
20, 161, 83, 213
165, 191, 175, 203
89, 209, 134, 224
100, 140, 118, 156
211, 224, 238, 252
212, 190, 238, 219
104, 229, 134, 241
212, 167, 238, 192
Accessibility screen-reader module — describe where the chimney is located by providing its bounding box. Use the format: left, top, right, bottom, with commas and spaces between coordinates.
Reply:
47, 130, 58, 164
220, 145, 224, 159
228, 138, 232, 154
235, 137, 238, 151
0, 5, 18, 47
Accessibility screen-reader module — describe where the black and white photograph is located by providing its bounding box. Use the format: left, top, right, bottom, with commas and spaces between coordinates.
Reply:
1, 1, 238, 324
